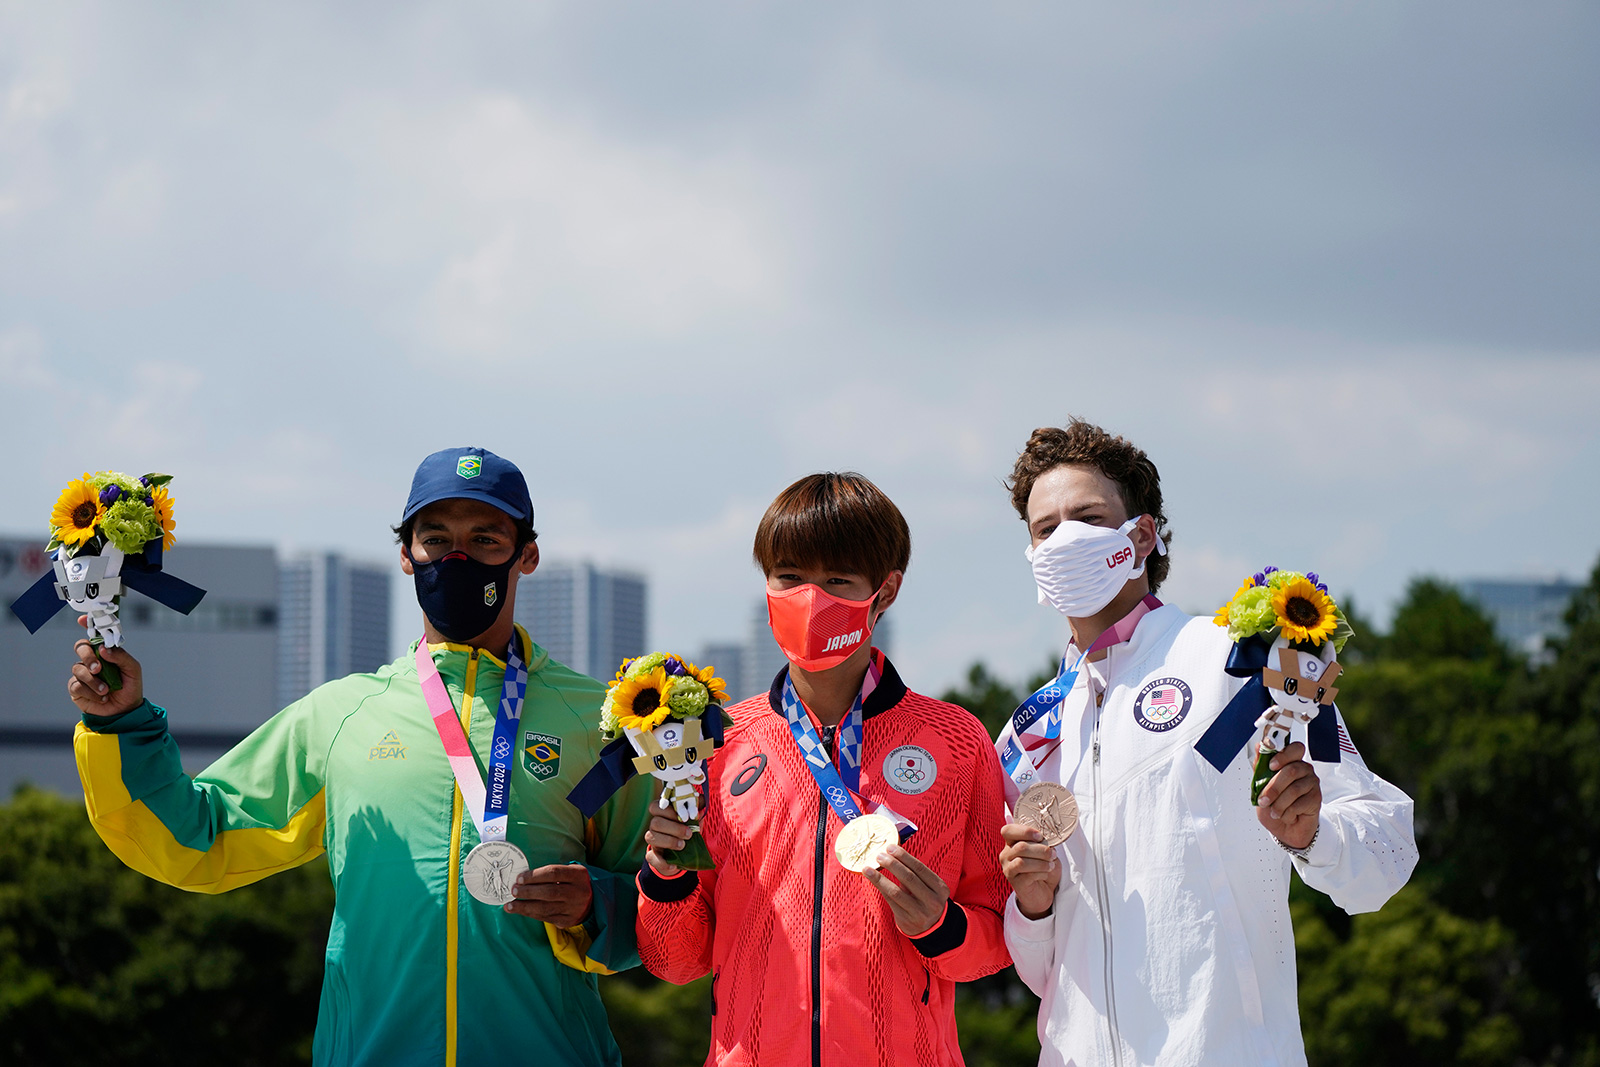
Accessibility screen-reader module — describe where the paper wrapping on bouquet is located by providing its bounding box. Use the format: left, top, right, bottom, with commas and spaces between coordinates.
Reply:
1193, 634, 1341, 774
8, 539, 206, 633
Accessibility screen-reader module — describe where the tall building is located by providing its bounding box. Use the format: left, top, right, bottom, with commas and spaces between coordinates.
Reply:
516, 561, 647, 680
698, 642, 747, 708
1, 536, 280, 795
745, 598, 788, 700
277, 552, 393, 708
1460, 578, 1581, 658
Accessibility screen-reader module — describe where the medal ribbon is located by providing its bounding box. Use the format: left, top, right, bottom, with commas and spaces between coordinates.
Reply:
416, 635, 529, 843
997, 595, 1161, 793
780, 652, 917, 841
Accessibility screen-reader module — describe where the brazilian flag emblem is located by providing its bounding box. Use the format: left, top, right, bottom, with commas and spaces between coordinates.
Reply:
524, 732, 561, 781
457, 455, 483, 479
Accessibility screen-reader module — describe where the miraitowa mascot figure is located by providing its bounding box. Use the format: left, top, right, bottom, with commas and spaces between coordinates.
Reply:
1195, 567, 1354, 802
567, 652, 732, 870
7, 472, 207, 688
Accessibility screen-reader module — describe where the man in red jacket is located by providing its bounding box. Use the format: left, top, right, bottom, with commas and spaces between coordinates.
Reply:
637, 472, 1012, 1067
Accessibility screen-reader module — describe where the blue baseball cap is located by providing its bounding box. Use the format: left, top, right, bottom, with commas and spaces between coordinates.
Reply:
402, 447, 533, 526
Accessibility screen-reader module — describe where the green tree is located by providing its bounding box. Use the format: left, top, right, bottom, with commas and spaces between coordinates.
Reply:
0, 787, 332, 1065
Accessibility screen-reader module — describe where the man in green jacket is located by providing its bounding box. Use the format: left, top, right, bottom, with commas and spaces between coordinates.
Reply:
66, 447, 656, 1067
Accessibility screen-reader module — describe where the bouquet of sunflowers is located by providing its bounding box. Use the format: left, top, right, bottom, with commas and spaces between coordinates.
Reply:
8, 471, 202, 691
1214, 567, 1353, 803
1214, 567, 1353, 650
601, 652, 731, 871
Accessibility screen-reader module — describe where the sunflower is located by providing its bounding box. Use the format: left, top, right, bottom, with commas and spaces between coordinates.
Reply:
688, 661, 729, 704
49, 475, 103, 548
1272, 577, 1339, 645
610, 666, 675, 732
1213, 577, 1256, 628
151, 486, 177, 551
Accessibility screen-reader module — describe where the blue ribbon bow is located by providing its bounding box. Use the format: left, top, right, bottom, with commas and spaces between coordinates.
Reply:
7, 540, 207, 633
1193, 634, 1341, 773
566, 706, 729, 819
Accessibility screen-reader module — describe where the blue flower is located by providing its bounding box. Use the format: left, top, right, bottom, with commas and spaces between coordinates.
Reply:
99, 484, 122, 506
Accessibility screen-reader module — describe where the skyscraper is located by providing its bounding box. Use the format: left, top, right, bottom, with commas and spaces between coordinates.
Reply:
516, 561, 647, 681
698, 642, 747, 707
1459, 578, 1580, 659
277, 552, 392, 708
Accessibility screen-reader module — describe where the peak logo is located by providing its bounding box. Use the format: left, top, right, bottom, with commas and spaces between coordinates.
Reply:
821, 630, 864, 654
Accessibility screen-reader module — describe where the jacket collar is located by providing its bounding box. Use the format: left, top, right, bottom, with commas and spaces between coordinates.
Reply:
765, 651, 908, 722
413, 624, 546, 674
1084, 603, 1188, 681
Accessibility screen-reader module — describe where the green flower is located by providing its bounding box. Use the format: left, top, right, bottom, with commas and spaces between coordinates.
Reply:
598, 702, 622, 741
1265, 569, 1302, 591
1227, 585, 1279, 642
99, 499, 163, 554
625, 652, 668, 679
664, 675, 710, 718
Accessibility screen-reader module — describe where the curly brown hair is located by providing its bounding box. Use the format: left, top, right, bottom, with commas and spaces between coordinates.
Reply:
1006, 418, 1171, 594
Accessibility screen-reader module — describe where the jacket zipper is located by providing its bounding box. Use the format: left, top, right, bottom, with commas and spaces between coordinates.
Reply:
811, 723, 837, 1067
1090, 684, 1124, 1067
920, 968, 931, 1005
711, 968, 719, 1016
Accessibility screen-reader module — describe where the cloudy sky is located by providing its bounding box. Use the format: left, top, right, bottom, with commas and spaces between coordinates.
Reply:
2, 2, 1596, 692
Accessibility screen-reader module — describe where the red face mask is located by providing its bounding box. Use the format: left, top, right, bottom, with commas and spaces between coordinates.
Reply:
766, 580, 885, 672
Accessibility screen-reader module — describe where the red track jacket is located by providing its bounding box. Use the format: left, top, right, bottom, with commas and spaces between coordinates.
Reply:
636, 655, 1012, 1067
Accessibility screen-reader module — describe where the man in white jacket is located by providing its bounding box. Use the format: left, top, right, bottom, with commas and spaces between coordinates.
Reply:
996, 419, 1417, 1067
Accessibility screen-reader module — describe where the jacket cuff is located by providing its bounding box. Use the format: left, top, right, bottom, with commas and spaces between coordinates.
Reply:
1289, 812, 1342, 869
1004, 892, 1056, 943
638, 862, 699, 903
82, 699, 164, 734
910, 900, 968, 958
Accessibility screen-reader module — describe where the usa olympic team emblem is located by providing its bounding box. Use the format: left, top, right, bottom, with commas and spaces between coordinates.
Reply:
1134, 678, 1192, 732
883, 745, 937, 795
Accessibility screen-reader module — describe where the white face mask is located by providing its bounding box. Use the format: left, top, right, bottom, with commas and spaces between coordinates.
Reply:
1024, 516, 1167, 618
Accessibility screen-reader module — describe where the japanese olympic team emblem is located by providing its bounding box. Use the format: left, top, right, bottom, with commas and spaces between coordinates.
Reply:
457, 455, 483, 479
883, 745, 937, 795
523, 732, 562, 781
1134, 677, 1192, 733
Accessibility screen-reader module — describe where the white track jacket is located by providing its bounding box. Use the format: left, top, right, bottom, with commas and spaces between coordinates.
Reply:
1004, 605, 1417, 1067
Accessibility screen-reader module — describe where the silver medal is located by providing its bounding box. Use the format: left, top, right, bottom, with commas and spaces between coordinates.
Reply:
462, 840, 529, 906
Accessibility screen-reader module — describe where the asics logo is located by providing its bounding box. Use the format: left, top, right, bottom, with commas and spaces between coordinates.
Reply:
822, 630, 864, 654
730, 754, 767, 796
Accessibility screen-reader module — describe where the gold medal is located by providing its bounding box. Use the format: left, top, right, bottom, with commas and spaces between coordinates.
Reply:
833, 812, 900, 872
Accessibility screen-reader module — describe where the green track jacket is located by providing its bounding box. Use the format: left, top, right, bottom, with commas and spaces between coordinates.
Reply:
73, 626, 655, 1067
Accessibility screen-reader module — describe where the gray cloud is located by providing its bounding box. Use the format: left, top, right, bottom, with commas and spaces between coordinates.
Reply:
1, 2, 1596, 691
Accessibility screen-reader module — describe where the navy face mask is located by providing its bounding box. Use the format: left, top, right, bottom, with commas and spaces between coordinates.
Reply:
410, 550, 517, 643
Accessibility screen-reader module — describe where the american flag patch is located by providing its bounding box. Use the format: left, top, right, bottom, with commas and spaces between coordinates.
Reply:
1338, 723, 1359, 756
1150, 687, 1179, 707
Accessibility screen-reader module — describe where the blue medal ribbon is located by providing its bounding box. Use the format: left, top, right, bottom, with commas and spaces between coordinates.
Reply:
481, 640, 528, 839
781, 673, 868, 822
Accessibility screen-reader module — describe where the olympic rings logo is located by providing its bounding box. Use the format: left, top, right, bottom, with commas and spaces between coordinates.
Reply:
826, 785, 849, 803
892, 767, 927, 783
493, 739, 512, 759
